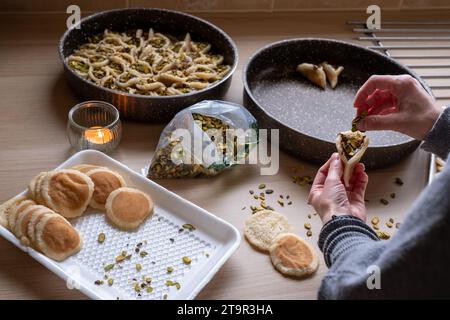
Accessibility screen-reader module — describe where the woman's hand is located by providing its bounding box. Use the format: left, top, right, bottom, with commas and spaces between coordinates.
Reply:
308, 153, 368, 224
354, 75, 442, 140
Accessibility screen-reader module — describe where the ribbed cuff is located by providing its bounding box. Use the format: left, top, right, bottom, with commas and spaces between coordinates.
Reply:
422, 106, 450, 160
318, 215, 379, 267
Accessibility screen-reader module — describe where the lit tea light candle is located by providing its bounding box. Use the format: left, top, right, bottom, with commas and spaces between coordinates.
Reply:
68, 101, 122, 153
84, 126, 114, 144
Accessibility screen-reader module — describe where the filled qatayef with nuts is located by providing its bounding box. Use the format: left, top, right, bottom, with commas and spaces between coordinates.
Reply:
320, 62, 344, 89
296, 63, 327, 89
336, 130, 369, 187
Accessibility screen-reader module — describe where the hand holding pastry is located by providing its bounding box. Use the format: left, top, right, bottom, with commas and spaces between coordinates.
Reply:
308, 153, 368, 224
353, 74, 442, 140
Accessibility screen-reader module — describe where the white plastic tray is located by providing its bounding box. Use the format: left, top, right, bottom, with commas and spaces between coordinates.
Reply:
0, 150, 240, 300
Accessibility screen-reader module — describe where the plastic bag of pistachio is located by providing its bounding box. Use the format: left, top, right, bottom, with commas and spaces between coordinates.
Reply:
147, 100, 258, 178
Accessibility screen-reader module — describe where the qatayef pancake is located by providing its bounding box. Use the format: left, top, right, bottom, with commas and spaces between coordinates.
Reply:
244, 210, 292, 252
14, 205, 49, 246
105, 187, 153, 230
71, 164, 105, 174
34, 213, 82, 261
336, 130, 369, 187
27, 210, 53, 247
296, 63, 327, 89
86, 168, 126, 210
269, 233, 319, 278
8, 199, 36, 231
41, 169, 94, 218
28, 172, 47, 205
0, 195, 27, 229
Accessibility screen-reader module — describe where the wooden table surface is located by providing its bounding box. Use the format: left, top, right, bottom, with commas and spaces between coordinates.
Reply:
0, 9, 448, 300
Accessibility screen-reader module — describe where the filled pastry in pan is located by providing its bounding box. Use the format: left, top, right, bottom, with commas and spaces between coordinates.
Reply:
336, 130, 369, 187
296, 63, 327, 89
320, 62, 344, 89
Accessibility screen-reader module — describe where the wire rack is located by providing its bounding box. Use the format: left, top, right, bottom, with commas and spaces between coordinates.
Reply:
348, 20, 448, 181
348, 20, 450, 99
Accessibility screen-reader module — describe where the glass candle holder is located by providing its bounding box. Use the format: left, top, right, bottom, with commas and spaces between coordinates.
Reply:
67, 101, 122, 153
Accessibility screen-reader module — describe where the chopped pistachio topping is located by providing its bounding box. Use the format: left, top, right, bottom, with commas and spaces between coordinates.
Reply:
104, 264, 114, 272
98, 233, 106, 244
182, 223, 196, 231
182, 256, 192, 265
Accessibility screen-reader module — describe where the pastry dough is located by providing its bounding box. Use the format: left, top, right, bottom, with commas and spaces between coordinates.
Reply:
336, 130, 369, 187
296, 63, 327, 89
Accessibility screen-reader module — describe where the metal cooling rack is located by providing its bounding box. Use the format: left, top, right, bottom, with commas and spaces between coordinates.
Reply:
348, 20, 450, 96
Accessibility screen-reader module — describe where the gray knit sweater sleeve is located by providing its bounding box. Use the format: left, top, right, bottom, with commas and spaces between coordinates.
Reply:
318, 107, 450, 299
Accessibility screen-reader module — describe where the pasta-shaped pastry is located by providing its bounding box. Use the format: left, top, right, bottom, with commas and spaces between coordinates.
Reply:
321, 62, 344, 89
336, 131, 369, 187
296, 63, 327, 89
67, 29, 230, 96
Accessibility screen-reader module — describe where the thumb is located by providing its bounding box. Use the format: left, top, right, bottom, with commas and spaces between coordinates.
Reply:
358, 113, 402, 131
326, 154, 343, 182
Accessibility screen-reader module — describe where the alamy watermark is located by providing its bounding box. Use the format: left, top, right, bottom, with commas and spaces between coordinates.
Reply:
366, 265, 381, 290
166, 128, 280, 175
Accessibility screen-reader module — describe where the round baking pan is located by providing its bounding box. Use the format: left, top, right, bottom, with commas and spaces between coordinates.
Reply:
59, 8, 238, 122
243, 38, 431, 169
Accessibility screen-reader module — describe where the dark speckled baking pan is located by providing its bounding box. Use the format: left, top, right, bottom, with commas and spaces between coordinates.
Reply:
59, 8, 238, 122
243, 38, 432, 169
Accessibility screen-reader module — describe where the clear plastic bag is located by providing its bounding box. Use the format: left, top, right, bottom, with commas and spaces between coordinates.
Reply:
147, 100, 258, 178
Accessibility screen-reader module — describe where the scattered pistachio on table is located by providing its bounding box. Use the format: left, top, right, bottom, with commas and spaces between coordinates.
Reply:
371, 216, 380, 225
395, 177, 404, 186
376, 231, 391, 240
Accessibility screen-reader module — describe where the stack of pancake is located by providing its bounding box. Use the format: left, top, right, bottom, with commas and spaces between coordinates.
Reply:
0, 164, 154, 261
